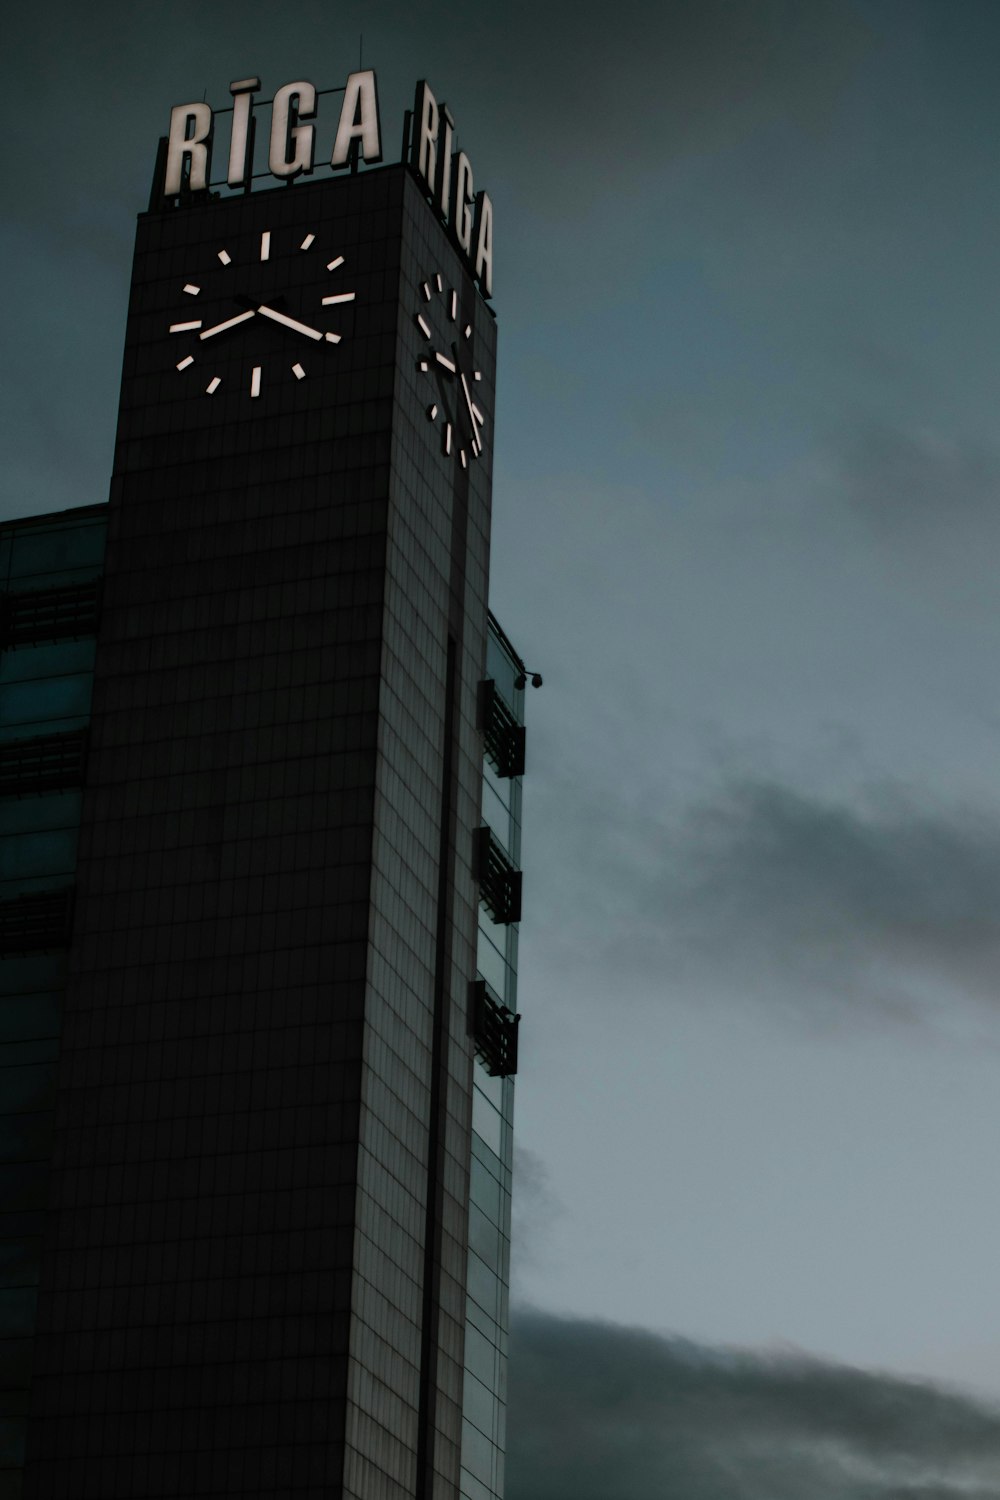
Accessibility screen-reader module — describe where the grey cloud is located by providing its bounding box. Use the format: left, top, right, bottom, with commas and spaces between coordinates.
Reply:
530, 774, 1000, 1023
670, 780, 1000, 1014
476, 0, 874, 174
507, 1312, 1000, 1500
842, 422, 1000, 534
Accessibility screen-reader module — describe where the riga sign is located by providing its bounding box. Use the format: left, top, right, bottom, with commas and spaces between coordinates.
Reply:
162, 73, 493, 298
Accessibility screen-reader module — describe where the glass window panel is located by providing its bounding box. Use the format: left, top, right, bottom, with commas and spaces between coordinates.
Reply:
468, 1203, 501, 1272
0, 1289, 36, 1338
0, 794, 83, 839
0, 1065, 56, 1116
462, 1368, 497, 1440
0, 1238, 42, 1288
0, 829, 79, 882
475, 929, 506, 999
0, 640, 97, 687
0, 1111, 53, 1164
460, 1416, 494, 1483
471, 1132, 502, 1184
478, 904, 511, 963
480, 781, 511, 852
0, 1166, 47, 1213
9, 527, 105, 581
459, 1465, 492, 1500
0, 1414, 26, 1467
469, 1155, 501, 1219
474, 1064, 504, 1111
471, 1087, 502, 1157
466, 1250, 499, 1321
482, 758, 510, 812
0, 1040, 58, 1068
0, 675, 95, 731
0, 1337, 33, 1387
0, 989, 63, 1042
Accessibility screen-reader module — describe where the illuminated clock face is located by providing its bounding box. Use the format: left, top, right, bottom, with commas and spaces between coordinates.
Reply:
414, 272, 486, 467
166, 227, 356, 398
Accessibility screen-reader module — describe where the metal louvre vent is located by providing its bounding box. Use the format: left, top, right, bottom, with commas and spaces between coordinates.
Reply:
0, 730, 88, 797
0, 889, 74, 955
471, 979, 520, 1078
475, 826, 522, 926
481, 679, 526, 779
0, 579, 102, 648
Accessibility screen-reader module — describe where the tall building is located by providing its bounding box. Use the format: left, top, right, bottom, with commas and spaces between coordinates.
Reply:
0, 75, 526, 1500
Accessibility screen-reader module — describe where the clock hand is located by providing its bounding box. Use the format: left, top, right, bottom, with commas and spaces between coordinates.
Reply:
459, 369, 483, 440
257, 305, 324, 342
199, 309, 256, 340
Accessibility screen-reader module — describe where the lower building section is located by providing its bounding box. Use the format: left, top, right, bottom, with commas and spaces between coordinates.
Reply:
0, 524, 526, 1500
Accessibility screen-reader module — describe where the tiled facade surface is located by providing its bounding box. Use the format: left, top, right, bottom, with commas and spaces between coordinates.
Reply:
9, 165, 499, 1500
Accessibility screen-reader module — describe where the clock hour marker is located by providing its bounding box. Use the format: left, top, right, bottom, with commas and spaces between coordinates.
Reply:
176, 356, 194, 371
421, 281, 432, 301
218, 249, 232, 265
450, 290, 458, 321
419, 360, 429, 372
324, 332, 342, 344
473, 370, 482, 381
300, 233, 315, 250
260, 231, 271, 261
169, 320, 202, 333
460, 450, 468, 469
427, 404, 438, 420
434, 273, 443, 291
416, 314, 432, 339
206, 376, 221, 395
183, 284, 200, 296
250, 366, 262, 397
472, 402, 484, 424
444, 422, 452, 455
292, 363, 306, 380
327, 255, 345, 271
465, 324, 472, 339
321, 292, 356, 305
435, 352, 456, 373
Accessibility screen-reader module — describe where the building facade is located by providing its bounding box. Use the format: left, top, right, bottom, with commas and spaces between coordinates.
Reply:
0, 101, 525, 1500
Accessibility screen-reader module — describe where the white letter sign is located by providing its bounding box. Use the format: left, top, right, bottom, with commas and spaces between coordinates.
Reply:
269, 81, 316, 179
160, 70, 495, 297
413, 80, 439, 192
331, 70, 382, 166
164, 103, 212, 194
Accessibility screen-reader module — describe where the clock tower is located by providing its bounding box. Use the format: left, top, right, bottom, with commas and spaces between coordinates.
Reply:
9, 92, 519, 1500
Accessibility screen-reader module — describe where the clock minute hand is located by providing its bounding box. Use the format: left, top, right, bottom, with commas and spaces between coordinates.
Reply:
257, 305, 324, 342
199, 309, 256, 340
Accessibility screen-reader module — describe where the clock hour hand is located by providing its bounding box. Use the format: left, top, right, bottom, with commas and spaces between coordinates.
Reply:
199, 309, 256, 340
459, 368, 484, 442
257, 305, 324, 342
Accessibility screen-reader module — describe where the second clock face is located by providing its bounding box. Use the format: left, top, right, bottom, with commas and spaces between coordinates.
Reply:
165, 226, 357, 399
414, 271, 487, 468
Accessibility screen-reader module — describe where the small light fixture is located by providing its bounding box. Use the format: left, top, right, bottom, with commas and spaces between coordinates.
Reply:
513, 671, 543, 690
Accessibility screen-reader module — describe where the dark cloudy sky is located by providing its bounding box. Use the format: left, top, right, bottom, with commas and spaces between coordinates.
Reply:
8, 0, 1000, 1490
